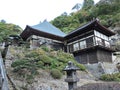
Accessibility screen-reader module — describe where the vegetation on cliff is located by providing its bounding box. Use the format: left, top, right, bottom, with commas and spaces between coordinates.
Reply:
0, 20, 22, 42
100, 73, 120, 82
11, 46, 85, 82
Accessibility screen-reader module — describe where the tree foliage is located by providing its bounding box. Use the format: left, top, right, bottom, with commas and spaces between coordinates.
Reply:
82, 0, 94, 10
51, 0, 120, 33
0, 21, 22, 42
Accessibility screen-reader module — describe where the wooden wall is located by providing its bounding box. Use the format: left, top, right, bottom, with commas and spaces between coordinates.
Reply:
86, 37, 94, 48
73, 50, 98, 64
97, 49, 112, 63
73, 48, 112, 64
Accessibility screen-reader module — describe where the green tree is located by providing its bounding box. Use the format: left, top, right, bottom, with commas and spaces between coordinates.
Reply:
82, 0, 94, 10
51, 0, 120, 33
0, 22, 22, 42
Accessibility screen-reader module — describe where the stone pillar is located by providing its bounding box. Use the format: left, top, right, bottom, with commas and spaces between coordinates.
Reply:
63, 61, 79, 90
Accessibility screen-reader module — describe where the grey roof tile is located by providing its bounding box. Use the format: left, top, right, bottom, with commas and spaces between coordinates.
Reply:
31, 20, 66, 37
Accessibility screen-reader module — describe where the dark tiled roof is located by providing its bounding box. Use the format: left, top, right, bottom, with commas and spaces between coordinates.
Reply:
65, 19, 115, 39
20, 19, 115, 41
31, 20, 66, 37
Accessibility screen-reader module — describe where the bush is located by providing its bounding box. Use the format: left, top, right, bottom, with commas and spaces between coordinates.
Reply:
11, 47, 86, 82
57, 56, 68, 63
41, 46, 49, 52
76, 63, 86, 71
36, 61, 44, 68
100, 73, 120, 82
11, 59, 28, 67
35, 48, 46, 55
40, 55, 53, 64
50, 69, 62, 79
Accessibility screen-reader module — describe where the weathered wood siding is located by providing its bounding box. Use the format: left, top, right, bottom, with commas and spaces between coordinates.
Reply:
51, 42, 64, 51
97, 49, 112, 62
74, 48, 113, 64
73, 50, 98, 64
86, 37, 94, 48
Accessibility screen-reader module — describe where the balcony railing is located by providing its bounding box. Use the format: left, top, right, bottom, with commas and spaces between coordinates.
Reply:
69, 41, 113, 53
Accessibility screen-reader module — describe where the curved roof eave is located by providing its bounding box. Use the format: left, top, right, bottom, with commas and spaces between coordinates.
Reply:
65, 19, 115, 39
20, 25, 64, 41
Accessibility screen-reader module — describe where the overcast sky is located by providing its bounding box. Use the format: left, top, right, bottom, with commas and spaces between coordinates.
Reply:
0, 0, 100, 29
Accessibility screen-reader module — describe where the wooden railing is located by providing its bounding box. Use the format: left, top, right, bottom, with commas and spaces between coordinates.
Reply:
69, 41, 114, 53
0, 53, 9, 90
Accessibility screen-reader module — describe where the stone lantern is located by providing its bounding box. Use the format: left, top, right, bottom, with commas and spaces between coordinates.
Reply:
63, 61, 79, 90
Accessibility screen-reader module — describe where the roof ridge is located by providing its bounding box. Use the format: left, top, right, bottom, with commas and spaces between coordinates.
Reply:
30, 20, 66, 37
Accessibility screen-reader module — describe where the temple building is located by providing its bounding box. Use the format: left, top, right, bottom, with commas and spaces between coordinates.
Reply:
20, 20, 66, 50
64, 19, 115, 64
20, 19, 115, 64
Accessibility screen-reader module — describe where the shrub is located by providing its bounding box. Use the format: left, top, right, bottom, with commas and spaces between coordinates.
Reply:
11, 47, 86, 82
50, 69, 62, 79
41, 46, 49, 52
35, 48, 46, 55
40, 55, 53, 64
76, 63, 86, 71
57, 56, 68, 63
11, 59, 28, 67
25, 51, 39, 58
100, 73, 120, 82
35, 61, 44, 69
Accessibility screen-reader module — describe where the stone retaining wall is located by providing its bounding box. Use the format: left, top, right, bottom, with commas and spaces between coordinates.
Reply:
77, 82, 120, 90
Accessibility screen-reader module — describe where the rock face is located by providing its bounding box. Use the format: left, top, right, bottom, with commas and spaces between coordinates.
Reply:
85, 62, 119, 78
111, 27, 120, 41
4, 44, 120, 90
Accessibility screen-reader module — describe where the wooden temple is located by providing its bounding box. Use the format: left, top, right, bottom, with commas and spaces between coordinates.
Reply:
64, 19, 115, 64
20, 19, 115, 64
20, 20, 66, 50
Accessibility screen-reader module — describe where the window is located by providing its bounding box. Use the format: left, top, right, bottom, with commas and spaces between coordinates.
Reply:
80, 40, 86, 49
95, 30, 101, 37
105, 41, 110, 47
95, 37, 103, 45
94, 30, 109, 41
73, 43, 79, 51
69, 44, 73, 52
104, 35, 109, 41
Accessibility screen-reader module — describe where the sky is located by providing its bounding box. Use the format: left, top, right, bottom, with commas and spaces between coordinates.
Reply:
0, 0, 100, 29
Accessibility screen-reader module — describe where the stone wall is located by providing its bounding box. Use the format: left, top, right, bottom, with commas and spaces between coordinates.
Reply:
77, 82, 120, 90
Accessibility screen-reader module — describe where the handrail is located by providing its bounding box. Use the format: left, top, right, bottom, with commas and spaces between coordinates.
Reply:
0, 53, 9, 90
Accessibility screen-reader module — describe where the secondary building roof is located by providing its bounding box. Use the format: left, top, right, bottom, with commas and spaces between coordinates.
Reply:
32, 20, 66, 37
20, 20, 66, 41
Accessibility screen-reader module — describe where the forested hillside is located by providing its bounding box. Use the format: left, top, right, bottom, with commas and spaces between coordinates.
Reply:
0, 20, 22, 42
51, 0, 120, 33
